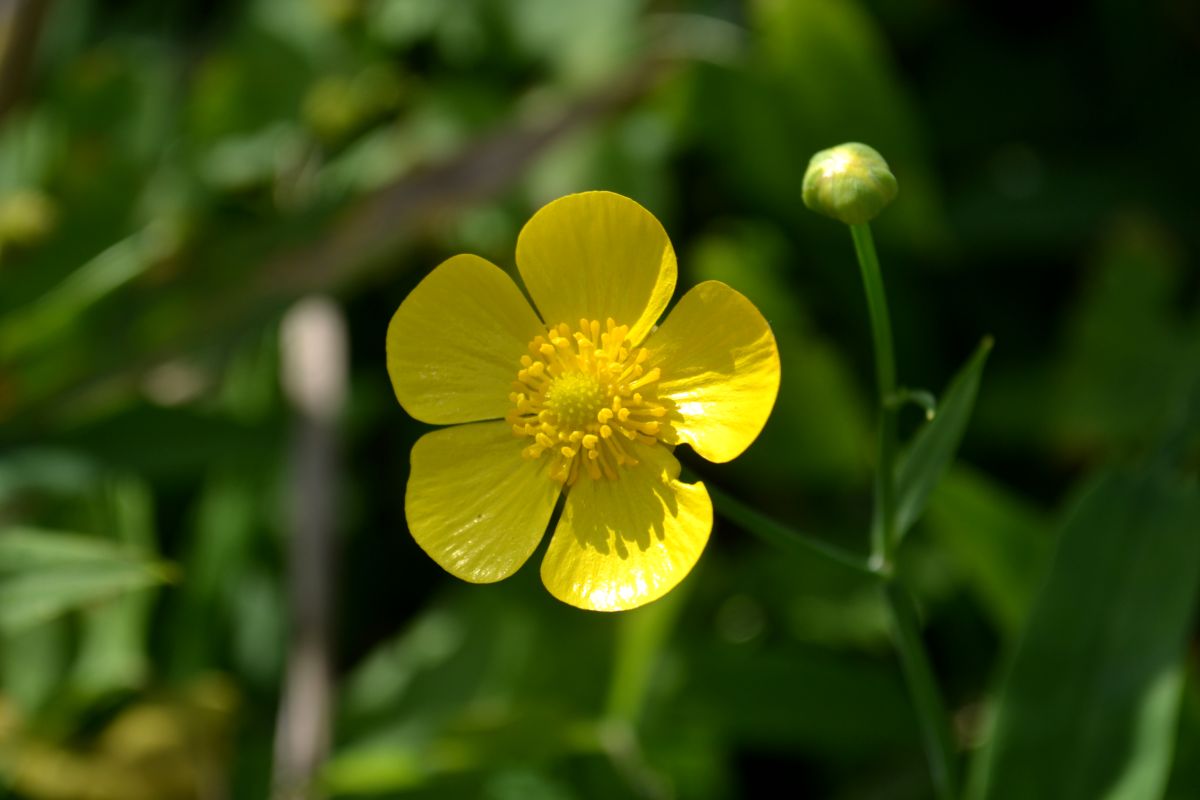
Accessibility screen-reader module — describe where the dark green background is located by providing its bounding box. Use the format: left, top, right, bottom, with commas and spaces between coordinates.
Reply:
1, 1, 1198, 798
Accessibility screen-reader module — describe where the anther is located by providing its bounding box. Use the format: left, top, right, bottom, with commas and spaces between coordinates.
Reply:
509, 318, 671, 485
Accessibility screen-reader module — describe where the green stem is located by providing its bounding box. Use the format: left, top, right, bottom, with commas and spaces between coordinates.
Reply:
602, 590, 685, 800
885, 584, 959, 800
706, 482, 880, 581
605, 587, 687, 725
850, 222, 898, 570
850, 222, 958, 799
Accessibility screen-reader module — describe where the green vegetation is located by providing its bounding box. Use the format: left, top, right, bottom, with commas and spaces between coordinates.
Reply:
1, 1, 1197, 798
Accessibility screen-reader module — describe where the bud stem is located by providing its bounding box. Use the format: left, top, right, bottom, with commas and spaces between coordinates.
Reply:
850, 222, 898, 569
850, 222, 959, 800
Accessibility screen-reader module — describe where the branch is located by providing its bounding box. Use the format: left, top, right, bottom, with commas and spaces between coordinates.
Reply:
3, 56, 674, 425
0, 0, 51, 121
272, 297, 347, 800
253, 59, 670, 298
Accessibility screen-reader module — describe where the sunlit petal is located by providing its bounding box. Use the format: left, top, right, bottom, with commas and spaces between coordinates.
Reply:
407, 421, 560, 583
387, 254, 544, 425
645, 280, 780, 463
540, 445, 712, 611
515, 191, 676, 345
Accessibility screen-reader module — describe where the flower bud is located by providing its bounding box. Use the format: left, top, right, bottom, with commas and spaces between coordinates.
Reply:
802, 142, 898, 225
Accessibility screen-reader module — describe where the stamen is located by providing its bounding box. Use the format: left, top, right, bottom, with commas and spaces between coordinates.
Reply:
506, 318, 673, 485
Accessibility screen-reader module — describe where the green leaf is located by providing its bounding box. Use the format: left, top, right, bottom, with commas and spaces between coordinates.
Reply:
0, 527, 174, 633
894, 337, 993, 538
70, 477, 159, 695
968, 466, 1200, 800
922, 465, 1052, 637
0, 222, 178, 361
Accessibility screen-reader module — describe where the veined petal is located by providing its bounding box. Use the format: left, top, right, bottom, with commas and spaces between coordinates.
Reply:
645, 280, 780, 463
540, 445, 712, 611
387, 254, 544, 425
516, 192, 676, 345
407, 421, 560, 583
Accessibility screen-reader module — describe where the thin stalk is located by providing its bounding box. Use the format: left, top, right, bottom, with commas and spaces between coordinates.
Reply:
602, 579, 687, 800
605, 587, 687, 725
850, 222, 958, 799
706, 482, 880, 581
885, 584, 959, 800
850, 222, 898, 569
273, 298, 347, 800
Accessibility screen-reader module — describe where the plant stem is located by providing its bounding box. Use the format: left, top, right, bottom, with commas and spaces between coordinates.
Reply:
602, 580, 686, 800
273, 298, 347, 800
850, 222, 898, 570
850, 222, 958, 799
706, 482, 880, 581
605, 586, 687, 725
885, 584, 959, 800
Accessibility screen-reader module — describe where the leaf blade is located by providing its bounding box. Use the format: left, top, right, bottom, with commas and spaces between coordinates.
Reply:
0, 527, 174, 633
969, 466, 1200, 800
894, 337, 992, 538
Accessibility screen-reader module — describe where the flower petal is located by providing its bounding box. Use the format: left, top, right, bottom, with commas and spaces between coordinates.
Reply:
407, 421, 560, 583
644, 280, 781, 463
387, 254, 545, 425
516, 191, 676, 345
540, 445, 712, 611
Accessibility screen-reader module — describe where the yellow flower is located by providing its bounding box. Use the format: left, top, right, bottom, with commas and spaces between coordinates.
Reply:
386, 192, 780, 611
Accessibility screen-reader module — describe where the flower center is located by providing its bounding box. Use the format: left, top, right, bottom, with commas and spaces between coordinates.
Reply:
544, 372, 606, 430
507, 318, 671, 485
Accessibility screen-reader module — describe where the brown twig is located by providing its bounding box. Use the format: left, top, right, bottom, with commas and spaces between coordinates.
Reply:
0, 0, 52, 121
273, 297, 348, 800
252, 58, 670, 298
2, 56, 675, 425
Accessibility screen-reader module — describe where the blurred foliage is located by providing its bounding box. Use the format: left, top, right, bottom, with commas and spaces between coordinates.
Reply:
1, 0, 1198, 798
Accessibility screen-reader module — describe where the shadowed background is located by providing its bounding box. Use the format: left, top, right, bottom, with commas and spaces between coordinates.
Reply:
1, 1, 1198, 798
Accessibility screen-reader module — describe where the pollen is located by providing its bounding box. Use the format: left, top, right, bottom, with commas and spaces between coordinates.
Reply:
507, 318, 671, 485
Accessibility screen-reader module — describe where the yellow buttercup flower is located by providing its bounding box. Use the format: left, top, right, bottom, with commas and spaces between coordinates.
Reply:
386, 191, 780, 611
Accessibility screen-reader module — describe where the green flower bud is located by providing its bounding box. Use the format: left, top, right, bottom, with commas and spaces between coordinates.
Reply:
802, 142, 898, 225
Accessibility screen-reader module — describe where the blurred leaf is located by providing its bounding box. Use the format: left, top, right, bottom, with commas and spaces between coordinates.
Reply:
330, 588, 610, 795
70, 477, 158, 695
165, 474, 259, 677
605, 584, 688, 725
968, 466, 1200, 800
1165, 669, 1200, 800
975, 218, 1200, 456
365, 0, 447, 48
0, 111, 60, 191
0, 527, 173, 633
323, 706, 590, 796
503, 0, 640, 86
0, 448, 99, 507
229, 567, 285, 689
1050, 220, 1199, 454
1, 677, 238, 800
188, 28, 312, 144
922, 466, 1052, 637
42, 404, 283, 480
691, 0, 948, 250
894, 337, 992, 538
679, 641, 915, 755
1, 617, 70, 712
339, 606, 468, 729
199, 122, 307, 192
0, 222, 179, 361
